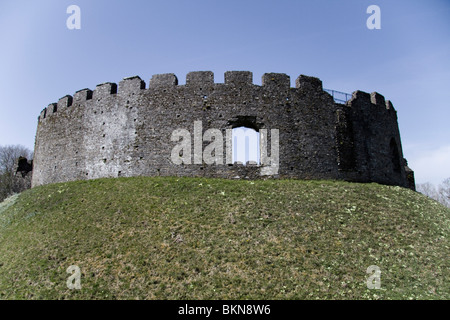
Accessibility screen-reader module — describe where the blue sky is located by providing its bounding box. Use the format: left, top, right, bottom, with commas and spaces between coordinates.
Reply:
0, 0, 449, 184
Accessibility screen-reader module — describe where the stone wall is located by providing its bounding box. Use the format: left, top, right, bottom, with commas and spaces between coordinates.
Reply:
32, 71, 414, 189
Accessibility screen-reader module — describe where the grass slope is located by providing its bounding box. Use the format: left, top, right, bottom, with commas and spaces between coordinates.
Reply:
0, 177, 448, 300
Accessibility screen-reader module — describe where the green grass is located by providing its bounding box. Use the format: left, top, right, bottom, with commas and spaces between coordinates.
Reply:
0, 177, 448, 300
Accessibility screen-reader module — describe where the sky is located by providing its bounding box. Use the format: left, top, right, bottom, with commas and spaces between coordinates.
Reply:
0, 0, 449, 185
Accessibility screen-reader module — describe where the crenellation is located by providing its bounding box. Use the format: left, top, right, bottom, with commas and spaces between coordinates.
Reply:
57, 95, 73, 109
31, 71, 414, 190
370, 92, 385, 107
74, 88, 93, 102
386, 100, 396, 111
46, 103, 58, 116
295, 75, 322, 91
94, 82, 117, 99
118, 76, 146, 96
350, 90, 371, 103
39, 108, 47, 121
149, 73, 178, 88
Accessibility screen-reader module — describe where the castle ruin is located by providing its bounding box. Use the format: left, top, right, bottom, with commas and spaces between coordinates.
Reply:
31, 71, 415, 190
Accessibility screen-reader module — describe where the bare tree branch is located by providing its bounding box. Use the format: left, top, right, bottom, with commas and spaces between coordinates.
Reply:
0, 145, 33, 202
417, 178, 450, 208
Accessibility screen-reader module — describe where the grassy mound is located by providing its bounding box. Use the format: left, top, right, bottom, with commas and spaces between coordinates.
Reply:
0, 177, 448, 300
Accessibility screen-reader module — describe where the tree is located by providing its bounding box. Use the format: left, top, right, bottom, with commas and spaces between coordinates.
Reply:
438, 178, 450, 208
416, 179, 450, 208
416, 182, 439, 200
0, 145, 33, 202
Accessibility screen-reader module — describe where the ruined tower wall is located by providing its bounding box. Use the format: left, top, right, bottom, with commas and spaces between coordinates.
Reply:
32, 71, 413, 189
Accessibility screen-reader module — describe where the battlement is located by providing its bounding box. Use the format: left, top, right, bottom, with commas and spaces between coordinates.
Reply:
295, 75, 323, 91
32, 71, 413, 190
40, 71, 401, 123
346, 90, 397, 115
149, 74, 178, 88
38, 71, 335, 122
94, 82, 118, 98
